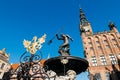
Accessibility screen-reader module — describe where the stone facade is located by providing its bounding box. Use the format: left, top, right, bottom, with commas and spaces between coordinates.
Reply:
0, 48, 10, 79
80, 8, 120, 80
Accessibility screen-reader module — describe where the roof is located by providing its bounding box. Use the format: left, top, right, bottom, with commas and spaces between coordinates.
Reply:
11, 63, 19, 70
11, 60, 46, 70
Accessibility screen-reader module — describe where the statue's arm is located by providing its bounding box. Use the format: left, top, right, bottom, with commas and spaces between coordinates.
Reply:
66, 35, 73, 41
56, 34, 63, 40
69, 37, 73, 41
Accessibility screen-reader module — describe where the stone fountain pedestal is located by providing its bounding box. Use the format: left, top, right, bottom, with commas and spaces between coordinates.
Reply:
44, 56, 88, 80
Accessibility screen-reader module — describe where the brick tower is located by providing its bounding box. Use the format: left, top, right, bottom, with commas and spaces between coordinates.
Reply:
79, 8, 120, 80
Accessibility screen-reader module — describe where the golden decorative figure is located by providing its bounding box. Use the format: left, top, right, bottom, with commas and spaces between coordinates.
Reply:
23, 34, 46, 54
38, 34, 46, 44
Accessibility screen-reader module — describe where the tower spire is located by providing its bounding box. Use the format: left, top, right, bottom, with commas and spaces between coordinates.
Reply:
79, 8, 93, 36
80, 8, 89, 26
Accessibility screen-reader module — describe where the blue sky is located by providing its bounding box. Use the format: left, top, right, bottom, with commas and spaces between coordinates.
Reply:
0, 0, 120, 80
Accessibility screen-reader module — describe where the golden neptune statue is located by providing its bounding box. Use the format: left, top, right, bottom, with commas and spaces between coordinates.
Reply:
23, 34, 46, 54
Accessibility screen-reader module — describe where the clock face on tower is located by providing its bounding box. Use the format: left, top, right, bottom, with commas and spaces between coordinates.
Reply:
82, 26, 90, 32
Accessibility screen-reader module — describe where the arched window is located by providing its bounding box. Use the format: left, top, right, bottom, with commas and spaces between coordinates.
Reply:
103, 35, 108, 43
109, 54, 117, 64
95, 36, 100, 44
88, 37, 92, 44
91, 56, 97, 66
1, 63, 5, 69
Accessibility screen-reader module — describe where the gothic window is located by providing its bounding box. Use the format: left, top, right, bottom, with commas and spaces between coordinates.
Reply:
95, 36, 99, 43
109, 54, 117, 64
88, 42, 92, 45
1, 63, 5, 69
90, 47, 93, 50
105, 72, 110, 80
88, 38, 92, 46
91, 56, 97, 66
112, 38, 116, 41
96, 41, 100, 44
106, 45, 110, 48
98, 46, 102, 49
94, 73, 102, 80
111, 34, 117, 43
114, 44, 118, 47
104, 40, 107, 43
100, 55, 107, 65
103, 35, 108, 42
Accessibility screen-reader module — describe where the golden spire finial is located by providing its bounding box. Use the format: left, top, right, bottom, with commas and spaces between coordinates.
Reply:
23, 34, 46, 54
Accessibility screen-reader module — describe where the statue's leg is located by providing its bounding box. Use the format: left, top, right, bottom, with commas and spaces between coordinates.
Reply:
64, 45, 70, 55
58, 49, 63, 55
60, 43, 68, 49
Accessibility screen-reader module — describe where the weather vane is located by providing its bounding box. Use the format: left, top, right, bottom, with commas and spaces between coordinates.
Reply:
23, 34, 46, 54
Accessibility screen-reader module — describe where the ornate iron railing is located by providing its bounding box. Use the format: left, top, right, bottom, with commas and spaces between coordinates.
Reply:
9, 50, 50, 80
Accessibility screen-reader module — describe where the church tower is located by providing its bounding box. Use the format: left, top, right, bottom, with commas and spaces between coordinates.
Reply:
79, 8, 120, 80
